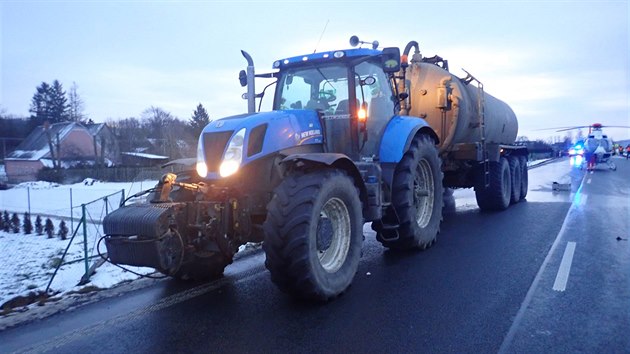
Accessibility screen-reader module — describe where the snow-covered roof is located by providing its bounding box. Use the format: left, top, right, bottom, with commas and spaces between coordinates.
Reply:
121, 152, 169, 159
6, 122, 80, 161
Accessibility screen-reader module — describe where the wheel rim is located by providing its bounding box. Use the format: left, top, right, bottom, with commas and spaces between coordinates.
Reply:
316, 197, 351, 273
414, 159, 435, 228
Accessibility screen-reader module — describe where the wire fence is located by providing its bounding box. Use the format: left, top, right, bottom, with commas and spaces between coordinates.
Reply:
0, 180, 155, 307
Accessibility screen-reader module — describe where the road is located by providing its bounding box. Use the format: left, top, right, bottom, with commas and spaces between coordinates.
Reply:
1, 157, 628, 353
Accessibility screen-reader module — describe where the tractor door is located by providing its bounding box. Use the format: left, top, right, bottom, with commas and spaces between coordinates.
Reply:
353, 61, 396, 158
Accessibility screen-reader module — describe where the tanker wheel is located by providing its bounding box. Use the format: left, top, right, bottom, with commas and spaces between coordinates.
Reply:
518, 156, 528, 200
508, 156, 521, 204
378, 134, 443, 250
263, 169, 363, 301
475, 157, 511, 211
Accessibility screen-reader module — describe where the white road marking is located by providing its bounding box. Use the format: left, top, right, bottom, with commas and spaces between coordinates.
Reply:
552, 242, 576, 292
587, 178, 592, 184
499, 173, 586, 353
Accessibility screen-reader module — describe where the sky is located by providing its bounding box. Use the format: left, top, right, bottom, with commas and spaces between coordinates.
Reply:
1, 0, 629, 141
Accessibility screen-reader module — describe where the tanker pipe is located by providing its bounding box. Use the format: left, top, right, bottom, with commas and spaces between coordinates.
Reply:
400, 41, 420, 115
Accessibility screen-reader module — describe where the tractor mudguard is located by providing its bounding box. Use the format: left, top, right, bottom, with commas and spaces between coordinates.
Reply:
379, 116, 438, 164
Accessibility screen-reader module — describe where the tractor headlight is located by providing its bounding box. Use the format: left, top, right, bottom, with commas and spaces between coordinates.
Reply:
196, 137, 208, 178
219, 128, 246, 178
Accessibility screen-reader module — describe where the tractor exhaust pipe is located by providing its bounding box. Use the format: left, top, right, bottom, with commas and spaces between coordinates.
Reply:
241, 50, 256, 114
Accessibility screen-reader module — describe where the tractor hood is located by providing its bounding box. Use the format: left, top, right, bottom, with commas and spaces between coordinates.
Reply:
196, 110, 323, 179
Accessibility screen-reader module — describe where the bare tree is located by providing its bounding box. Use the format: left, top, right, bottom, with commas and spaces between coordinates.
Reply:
68, 82, 86, 123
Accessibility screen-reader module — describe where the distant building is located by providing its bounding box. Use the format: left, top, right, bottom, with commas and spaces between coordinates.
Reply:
4, 122, 119, 183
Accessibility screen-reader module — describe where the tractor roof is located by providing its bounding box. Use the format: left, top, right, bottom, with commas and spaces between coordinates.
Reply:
272, 48, 381, 70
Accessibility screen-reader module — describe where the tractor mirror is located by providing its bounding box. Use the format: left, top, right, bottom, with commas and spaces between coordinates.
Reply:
381, 47, 401, 73
239, 70, 247, 87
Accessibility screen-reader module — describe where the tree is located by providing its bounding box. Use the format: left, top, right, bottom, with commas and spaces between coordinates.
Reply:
58, 220, 68, 240
68, 82, 86, 123
189, 103, 210, 137
0, 211, 5, 231
28, 80, 69, 126
35, 215, 44, 235
45, 218, 55, 238
2, 211, 10, 232
29, 82, 52, 127
23, 212, 33, 234
11, 213, 20, 233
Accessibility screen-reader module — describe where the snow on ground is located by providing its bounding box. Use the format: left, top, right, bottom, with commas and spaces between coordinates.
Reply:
0, 157, 573, 314
0, 179, 157, 308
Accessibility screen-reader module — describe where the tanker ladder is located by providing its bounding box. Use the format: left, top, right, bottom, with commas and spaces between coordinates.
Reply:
462, 69, 489, 188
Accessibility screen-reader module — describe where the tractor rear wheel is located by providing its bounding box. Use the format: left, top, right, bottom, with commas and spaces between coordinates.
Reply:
377, 134, 443, 250
263, 170, 363, 301
475, 157, 511, 211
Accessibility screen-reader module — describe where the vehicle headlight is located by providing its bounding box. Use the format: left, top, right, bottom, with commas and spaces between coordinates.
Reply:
220, 128, 246, 177
196, 137, 208, 178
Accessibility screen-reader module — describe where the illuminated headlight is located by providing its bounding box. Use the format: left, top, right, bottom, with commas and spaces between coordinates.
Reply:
569, 148, 576, 155
196, 137, 208, 178
219, 128, 246, 177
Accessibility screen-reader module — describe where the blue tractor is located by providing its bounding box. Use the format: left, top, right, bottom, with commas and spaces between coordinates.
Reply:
103, 36, 526, 301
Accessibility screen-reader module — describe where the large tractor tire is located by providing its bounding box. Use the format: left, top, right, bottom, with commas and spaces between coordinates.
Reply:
508, 156, 521, 204
518, 156, 528, 200
263, 170, 363, 301
475, 157, 511, 211
377, 134, 443, 250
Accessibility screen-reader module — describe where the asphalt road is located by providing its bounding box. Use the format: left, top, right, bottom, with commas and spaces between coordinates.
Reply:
1, 158, 628, 353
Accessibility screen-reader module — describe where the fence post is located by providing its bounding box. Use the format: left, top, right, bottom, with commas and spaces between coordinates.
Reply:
82, 204, 89, 281
104, 196, 109, 215
27, 187, 31, 214
120, 189, 125, 207
70, 188, 74, 232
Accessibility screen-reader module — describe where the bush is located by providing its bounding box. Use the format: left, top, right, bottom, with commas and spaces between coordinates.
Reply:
45, 218, 54, 239
2, 211, 10, 232
35, 216, 44, 235
11, 213, 20, 233
58, 220, 68, 240
23, 212, 33, 234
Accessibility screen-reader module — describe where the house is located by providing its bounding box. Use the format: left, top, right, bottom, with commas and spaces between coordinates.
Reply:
4, 122, 119, 183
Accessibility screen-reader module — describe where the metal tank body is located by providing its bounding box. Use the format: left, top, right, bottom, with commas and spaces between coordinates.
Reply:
404, 61, 518, 154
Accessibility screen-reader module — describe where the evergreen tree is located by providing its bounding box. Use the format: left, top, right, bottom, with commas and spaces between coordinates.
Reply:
10, 213, 20, 233
28, 80, 70, 126
0, 211, 5, 231
22, 212, 33, 234
29, 82, 52, 127
45, 218, 54, 238
58, 220, 68, 240
2, 211, 10, 232
49, 80, 69, 123
35, 215, 44, 235
189, 103, 210, 137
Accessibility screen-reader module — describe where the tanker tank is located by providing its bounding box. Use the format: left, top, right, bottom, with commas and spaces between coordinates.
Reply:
403, 60, 518, 154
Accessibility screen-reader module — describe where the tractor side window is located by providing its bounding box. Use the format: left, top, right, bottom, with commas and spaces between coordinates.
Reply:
354, 61, 395, 155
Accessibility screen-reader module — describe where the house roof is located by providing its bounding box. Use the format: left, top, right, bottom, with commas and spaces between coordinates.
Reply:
86, 123, 106, 136
121, 152, 169, 160
6, 122, 80, 160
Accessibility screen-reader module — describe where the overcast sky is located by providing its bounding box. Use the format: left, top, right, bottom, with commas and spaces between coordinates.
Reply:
1, 1, 628, 141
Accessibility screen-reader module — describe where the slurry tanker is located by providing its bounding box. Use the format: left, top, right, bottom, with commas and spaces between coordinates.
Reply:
102, 36, 527, 301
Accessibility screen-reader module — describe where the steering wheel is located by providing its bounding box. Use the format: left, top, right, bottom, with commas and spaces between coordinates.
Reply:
318, 90, 336, 103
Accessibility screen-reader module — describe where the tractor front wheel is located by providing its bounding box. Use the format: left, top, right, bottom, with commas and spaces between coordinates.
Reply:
263, 170, 363, 301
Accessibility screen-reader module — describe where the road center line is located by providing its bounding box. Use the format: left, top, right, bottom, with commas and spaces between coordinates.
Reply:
587, 178, 592, 184
552, 242, 576, 292
498, 172, 586, 354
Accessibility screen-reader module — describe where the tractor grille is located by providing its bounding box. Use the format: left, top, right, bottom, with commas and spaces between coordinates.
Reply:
203, 131, 233, 173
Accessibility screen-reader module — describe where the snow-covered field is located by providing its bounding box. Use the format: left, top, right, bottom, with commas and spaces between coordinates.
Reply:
0, 157, 571, 316
0, 179, 157, 309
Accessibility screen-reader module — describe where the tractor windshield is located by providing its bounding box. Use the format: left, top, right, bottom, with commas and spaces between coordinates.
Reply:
274, 64, 349, 115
